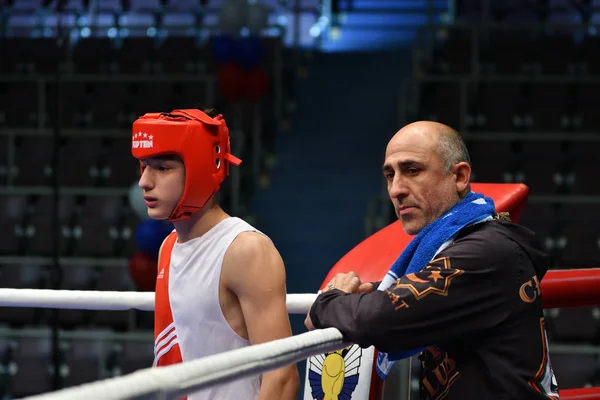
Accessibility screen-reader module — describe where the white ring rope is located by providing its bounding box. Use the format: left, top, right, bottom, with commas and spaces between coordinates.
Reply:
0, 289, 317, 314
2, 288, 329, 399
22, 328, 349, 400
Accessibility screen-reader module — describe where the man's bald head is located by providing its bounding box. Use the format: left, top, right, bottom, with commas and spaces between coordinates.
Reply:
387, 121, 471, 174
383, 121, 473, 234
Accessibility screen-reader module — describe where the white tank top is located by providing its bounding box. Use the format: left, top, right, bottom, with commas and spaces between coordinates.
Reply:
168, 217, 261, 400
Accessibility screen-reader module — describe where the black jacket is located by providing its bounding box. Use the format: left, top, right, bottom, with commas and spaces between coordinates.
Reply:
309, 220, 560, 400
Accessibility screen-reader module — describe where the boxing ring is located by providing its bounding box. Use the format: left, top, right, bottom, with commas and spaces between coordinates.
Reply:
0, 183, 599, 399
0, 271, 598, 400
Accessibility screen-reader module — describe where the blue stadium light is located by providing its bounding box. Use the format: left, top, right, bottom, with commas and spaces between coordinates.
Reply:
276, 14, 288, 26
80, 27, 91, 38
309, 24, 322, 38
265, 27, 280, 37
77, 16, 89, 26
107, 27, 118, 38
146, 27, 157, 37
318, 16, 330, 26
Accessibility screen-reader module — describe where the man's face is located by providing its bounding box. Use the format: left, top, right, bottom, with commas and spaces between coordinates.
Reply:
383, 128, 460, 235
137, 155, 185, 220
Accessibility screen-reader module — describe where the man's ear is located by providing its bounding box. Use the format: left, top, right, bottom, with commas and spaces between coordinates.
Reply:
453, 162, 471, 194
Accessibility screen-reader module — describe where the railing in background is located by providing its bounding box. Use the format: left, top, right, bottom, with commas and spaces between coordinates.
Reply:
402, 74, 600, 135
0, 70, 269, 223
0, 0, 325, 49
403, 22, 600, 127
0, 0, 321, 182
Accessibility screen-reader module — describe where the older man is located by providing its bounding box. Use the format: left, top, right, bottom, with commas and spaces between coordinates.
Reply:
306, 121, 559, 400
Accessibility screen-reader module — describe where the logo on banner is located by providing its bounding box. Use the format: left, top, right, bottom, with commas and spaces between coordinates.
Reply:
307, 345, 361, 400
376, 351, 394, 379
132, 132, 154, 149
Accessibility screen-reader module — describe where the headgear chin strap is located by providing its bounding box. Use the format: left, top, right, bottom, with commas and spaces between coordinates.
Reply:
131, 109, 242, 222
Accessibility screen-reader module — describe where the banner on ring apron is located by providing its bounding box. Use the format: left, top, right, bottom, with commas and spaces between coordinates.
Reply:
303, 345, 376, 400
302, 183, 529, 400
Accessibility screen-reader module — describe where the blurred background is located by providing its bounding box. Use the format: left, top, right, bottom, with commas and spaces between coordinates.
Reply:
0, 0, 599, 398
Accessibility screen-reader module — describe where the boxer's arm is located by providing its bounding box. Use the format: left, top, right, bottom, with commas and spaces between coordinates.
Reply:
224, 231, 299, 400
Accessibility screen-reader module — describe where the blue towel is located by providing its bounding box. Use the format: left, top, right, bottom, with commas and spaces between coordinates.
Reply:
375, 191, 496, 379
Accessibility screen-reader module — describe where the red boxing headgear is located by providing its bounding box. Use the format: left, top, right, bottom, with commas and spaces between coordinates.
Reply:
131, 109, 242, 222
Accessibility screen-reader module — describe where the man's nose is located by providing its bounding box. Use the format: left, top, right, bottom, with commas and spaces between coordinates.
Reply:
389, 176, 409, 199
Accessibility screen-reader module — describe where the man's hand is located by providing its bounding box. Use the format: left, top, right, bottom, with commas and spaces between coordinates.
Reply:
305, 272, 376, 331
305, 314, 316, 331
357, 281, 375, 293
322, 271, 374, 294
